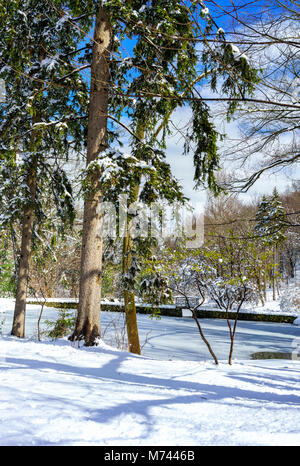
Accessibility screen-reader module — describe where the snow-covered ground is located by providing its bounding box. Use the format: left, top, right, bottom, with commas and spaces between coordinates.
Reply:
0, 336, 299, 446
1, 298, 299, 446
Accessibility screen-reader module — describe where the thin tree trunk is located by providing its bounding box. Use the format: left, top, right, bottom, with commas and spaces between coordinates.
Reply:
121, 121, 144, 354
273, 245, 276, 301
257, 271, 264, 306
70, 5, 111, 346
37, 301, 45, 342
191, 310, 218, 365
123, 234, 141, 354
11, 49, 45, 337
263, 265, 267, 301
228, 299, 244, 365
11, 163, 37, 338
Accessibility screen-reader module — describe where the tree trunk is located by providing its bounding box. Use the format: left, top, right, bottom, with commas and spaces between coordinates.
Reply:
228, 298, 245, 365
122, 120, 143, 355
263, 265, 267, 301
290, 257, 295, 279
123, 234, 141, 354
192, 310, 218, 365
70, 5, 111, 346
11, 46, 45, 337
11, 163, 37, 338
272, 245, 276, 301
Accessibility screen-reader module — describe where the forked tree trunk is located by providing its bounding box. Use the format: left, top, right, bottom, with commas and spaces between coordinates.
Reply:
70, 5, 111, 346
227, 299, 244, 365
11, 163, 37, 338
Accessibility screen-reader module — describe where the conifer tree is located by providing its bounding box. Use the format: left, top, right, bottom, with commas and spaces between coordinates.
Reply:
0, 0, 260, 345
0, 0, 87, 337
255, 188, 287, 244
111, 1, 259, 353
52, 0, 259, 346
255, 188, 287, 299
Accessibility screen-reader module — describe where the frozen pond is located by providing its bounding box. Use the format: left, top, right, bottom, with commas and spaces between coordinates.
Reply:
1, 302, 299, 362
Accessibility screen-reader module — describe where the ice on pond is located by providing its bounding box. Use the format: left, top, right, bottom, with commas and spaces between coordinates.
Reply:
1, 300, 299, 362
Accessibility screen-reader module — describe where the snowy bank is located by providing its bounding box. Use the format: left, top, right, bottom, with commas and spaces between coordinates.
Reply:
294, 316, 300, 326
0, 336, 299, 446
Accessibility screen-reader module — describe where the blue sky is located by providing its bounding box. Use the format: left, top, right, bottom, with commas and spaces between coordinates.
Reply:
75, 1, 299, 206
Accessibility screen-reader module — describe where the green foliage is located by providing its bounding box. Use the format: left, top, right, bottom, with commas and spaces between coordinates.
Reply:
0, 0, 87, 231
184, 101, 221, 193
44, 309, 75, 339
102, 263, 120, 298
0, 259, 16, 297
254, 189, 287, 245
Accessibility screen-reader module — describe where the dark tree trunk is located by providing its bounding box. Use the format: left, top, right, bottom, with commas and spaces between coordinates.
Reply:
11, 162, 37, 338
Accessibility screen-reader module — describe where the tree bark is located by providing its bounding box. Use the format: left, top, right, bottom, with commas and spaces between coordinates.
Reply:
11, 163, 37, 337
272, 245, 276, 301
122, 122, 143, 354
192, 310, 218, 365
11, 45, 45, 337
263, 264, 267, 301
123, 234, 141, 354
70, 5, 111, 346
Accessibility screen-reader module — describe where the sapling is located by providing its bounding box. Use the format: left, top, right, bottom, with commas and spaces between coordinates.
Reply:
142, 249, 219, 365
205, 278, 256, 364
45, 309, 76, 340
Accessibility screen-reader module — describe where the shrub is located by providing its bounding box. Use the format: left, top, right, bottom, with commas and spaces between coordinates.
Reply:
280, 287, 300, 314
0, 260, 16, 297
44, 309, 75, 339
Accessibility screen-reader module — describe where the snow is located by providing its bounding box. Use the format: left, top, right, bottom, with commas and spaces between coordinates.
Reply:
25, 297, 79, 304
230, 44, 241, 56
294, 317, 300, 326
0, 336, 299, 446
40, 56, 59, 71
0, 298, 300, 445
204, 295, 299, 317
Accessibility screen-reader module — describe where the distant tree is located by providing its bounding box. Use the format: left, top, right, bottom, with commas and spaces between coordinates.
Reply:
255, 188, 287, 299
280, 185, 300, 281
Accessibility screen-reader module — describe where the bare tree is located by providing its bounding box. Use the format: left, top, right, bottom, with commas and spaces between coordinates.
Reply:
151, 243, 257, 365
203, 0, 300, 191
201, 278, 256, 365
146, 250, 220, 364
